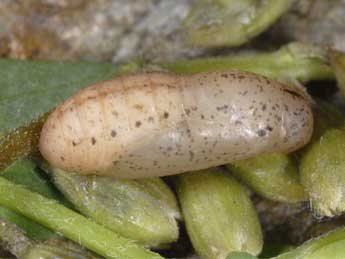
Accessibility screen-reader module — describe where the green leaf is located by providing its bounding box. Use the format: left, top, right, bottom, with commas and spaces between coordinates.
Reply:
0, 59, 117, 170
1, 157, 63, 201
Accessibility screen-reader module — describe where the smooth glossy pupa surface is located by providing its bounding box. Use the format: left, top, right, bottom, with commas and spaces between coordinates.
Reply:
39, 70, 313, 178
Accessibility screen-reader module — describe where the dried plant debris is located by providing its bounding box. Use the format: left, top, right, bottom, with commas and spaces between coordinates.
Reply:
254, 197, 345, 246
269, 0, 345, 51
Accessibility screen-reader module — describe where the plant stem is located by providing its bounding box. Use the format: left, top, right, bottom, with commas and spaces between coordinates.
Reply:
162, 43, 334, 84
0, 177, 163, 259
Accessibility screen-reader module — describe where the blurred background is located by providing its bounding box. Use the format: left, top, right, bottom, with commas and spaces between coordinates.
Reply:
1, 0, 344, 63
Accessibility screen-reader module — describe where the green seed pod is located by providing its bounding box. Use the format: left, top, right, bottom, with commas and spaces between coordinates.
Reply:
176, 168, 263, 259
51, 168, 180, 247
275, 227, 345, 259
227, 153, 307, 203
298, 99, 345, 217
24, 239, 100, 259
300, 129, 345, 217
